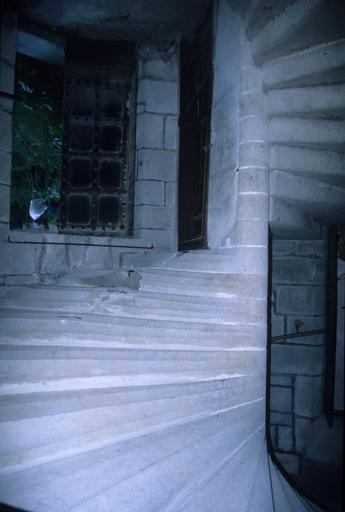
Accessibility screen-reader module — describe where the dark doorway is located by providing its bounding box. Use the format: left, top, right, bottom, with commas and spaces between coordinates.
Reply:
178, 9, 213, 250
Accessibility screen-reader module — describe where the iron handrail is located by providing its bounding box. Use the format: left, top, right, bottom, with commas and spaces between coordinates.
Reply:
271, 328, 326, 343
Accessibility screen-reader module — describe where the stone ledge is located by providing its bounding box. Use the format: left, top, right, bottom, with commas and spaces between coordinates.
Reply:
8, 231, 154, 249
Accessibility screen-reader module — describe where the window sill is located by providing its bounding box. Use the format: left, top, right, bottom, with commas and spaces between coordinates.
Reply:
8, 230, 154, 249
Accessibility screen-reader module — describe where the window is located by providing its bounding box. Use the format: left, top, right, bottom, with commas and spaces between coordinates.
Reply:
10, 37, 136, 236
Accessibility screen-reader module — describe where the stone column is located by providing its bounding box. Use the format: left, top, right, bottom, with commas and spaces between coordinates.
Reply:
230, 34, 269, 250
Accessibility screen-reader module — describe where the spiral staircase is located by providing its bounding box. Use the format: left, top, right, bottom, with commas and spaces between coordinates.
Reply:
0, 0, 344, 510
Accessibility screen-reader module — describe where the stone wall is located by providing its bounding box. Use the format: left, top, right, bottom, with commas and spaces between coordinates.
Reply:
0, 8, 17, 241
0, 21, 175, 282
134, 45, 179, 250
270, 238, 327, 476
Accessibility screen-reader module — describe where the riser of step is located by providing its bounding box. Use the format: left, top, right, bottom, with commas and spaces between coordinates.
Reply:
0, 401, 263, 511
267, 85, 345, 120
0, 348, 266, 385
159, 247, 268, 275
270, 145, 345, 187
263, 38, 345, 90
0, 374, 264, 422
251, 0, 345, 65
269, 118, 345, 152
270, 170, 345, 224
140, 271, 267, 298
0, 381, 264, 473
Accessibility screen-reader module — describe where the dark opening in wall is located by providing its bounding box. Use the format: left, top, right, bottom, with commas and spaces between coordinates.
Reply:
10, 52, 63, 231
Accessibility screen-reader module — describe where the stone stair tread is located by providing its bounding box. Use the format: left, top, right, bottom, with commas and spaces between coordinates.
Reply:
0, 374, 264, 422
0, 392, 264, 477
0, 401, 263, 512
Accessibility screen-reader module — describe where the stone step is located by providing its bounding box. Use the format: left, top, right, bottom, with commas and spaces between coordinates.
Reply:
0, 283, 266, 310
0, 344, 265, 387
140, 269, 267, 298
247, 441, 275, 511
263, 38, 345, 90
268, 117, 345, 152
267, 84, 345, 120
0, 298, 266, 325
251, 0, 345, 65
270, 145, 345, 187
169, 426, 265, 512
275, 467, 314, 512
269, 198, 322, 240
0, 374, 264, 422
153, 247, 268, 275
0, 378, 264, 474
269, 459, 295, 511
0, 400, 263, 511
270, 170, 345, 224
0, 308, 266, 341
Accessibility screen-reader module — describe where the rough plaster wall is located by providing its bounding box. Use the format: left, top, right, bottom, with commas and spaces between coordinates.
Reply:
207, 0, 240, 249
270, 239, 327, 475
134, 45, 179, 250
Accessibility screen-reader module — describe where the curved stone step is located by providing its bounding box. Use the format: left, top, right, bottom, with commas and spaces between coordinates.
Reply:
0, 344, 265, 386
263, 38, 345, 90
0, 400, 264, 512
0, 381, 264, 475
0, 309, 266, 344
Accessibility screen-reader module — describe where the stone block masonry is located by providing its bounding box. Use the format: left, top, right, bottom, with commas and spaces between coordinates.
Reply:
0, 9, 17, 236
134, 46, 179, 250
270, 238, 327, 478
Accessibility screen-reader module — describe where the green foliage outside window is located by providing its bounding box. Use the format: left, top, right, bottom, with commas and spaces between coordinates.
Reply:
10, 53, 63, 229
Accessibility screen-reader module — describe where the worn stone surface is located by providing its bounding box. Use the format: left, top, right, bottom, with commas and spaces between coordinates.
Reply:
135, 180, 165, 206
294, 375, 323, 418
272, 257, 324, 284
164, 116, 178, 150
276, 286, 325, 315
271, 344, 323, 376
0, 243, 38, 275
136, 113, 164, 149
0, 150, 11, 186
270, 412, 293, 427
278, 425, 293, 452
276, 452, 300, 476
0, 184, 10, 223
270, 386, 292, 413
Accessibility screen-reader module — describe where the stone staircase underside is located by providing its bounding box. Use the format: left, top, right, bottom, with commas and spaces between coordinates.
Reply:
241, 0, 345, 239
0, 250, 319, 511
